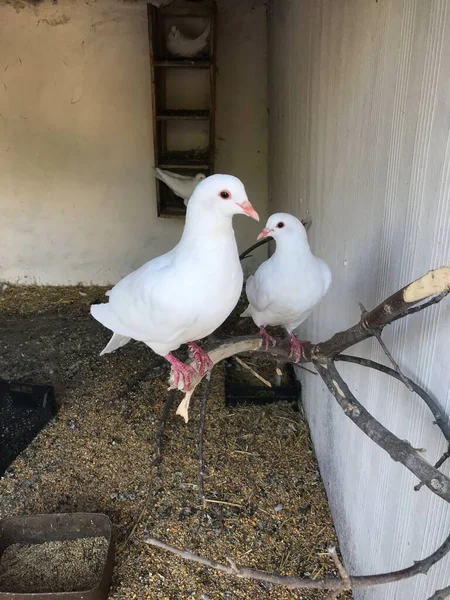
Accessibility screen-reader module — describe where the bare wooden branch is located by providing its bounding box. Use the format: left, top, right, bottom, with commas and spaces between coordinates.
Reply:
234, 356, 272, 387
199, 372, 211, 506
359, 302, 414, 392
171, 268, 450, 411
314, 358, 450, 503
153, 389, 177, 468
336, 355, 450, 444
427, 584, 450, 600
159, 267, 450, 594
415, 449, 450, 492
144, 528, 450, 591
328, 546, 351, 589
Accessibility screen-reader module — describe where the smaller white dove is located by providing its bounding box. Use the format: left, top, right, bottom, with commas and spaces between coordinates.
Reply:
166, 22, 210, 58
241, 213, 331, 360
155, 168, 206, 206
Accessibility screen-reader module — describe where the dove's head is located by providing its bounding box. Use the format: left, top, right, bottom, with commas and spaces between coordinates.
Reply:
195, 173, 206, 183
188, 174, 259, 221
257, 213, 307, 242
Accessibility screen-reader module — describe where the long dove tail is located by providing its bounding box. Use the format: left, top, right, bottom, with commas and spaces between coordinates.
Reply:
240, 305, 252, 318
99, 332, 131, 356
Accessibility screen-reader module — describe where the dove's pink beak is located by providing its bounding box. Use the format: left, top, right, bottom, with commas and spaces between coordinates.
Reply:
237, 200, 259, 221
257, 227, 273, 241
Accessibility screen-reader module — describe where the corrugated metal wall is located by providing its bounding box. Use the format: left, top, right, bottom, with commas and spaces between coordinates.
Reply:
268, 1, 450, 598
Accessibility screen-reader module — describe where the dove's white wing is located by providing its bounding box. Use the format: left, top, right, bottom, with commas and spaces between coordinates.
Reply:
92, 251, 197, 353
245, 259, 276, 313
155, 168, 193, 181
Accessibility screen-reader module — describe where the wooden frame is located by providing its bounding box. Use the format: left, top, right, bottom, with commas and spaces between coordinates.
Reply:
148, 0, 216, 218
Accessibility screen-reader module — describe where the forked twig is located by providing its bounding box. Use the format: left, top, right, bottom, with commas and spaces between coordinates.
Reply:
359, 302, 414, 392
144, 529, 450, 592
328, 546, 351, 589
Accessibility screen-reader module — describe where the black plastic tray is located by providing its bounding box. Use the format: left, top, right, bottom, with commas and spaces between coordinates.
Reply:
0, 379, 57, 476
224, 359, 301, 406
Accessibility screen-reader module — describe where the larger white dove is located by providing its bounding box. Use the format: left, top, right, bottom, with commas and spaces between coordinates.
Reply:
155, 168, 206, 206
166, 22, 210, 58
91, 174, 259, 390
241, 213, 331, 360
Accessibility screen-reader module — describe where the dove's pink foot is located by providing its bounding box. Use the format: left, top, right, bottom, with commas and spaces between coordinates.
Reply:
289, 334, 310, 362
187, 342, 214, 376
165, 353, 197, 391
257, 326, 276, 351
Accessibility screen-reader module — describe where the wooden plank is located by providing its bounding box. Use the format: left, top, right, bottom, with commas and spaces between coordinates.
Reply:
154, 60, 210, 68
156, 110, 210, 120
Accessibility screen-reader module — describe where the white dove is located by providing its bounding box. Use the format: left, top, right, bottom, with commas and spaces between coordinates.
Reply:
241, 213, 331, 360
91, 174, 259, 390
166, 22, 210, 58
155, 168, 206, 206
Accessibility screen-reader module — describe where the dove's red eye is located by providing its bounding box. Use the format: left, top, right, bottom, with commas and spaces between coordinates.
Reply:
219, 190, 231, 199
277, 222, 285, 228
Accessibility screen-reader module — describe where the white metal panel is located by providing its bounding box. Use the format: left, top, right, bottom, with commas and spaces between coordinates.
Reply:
268, 1, 450, 598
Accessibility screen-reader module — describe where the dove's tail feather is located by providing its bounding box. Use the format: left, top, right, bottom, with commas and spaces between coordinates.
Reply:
100, 333, 131, 356
91, 303, 139, 341
240, 305, 252, 318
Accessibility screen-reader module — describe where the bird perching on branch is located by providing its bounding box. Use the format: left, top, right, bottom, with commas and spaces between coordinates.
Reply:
241, 212, 331, 360
91, 174, 259, 392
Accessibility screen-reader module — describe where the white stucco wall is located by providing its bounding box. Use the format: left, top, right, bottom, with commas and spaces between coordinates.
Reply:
268, 1, 450, 598
0, 0, 267, 284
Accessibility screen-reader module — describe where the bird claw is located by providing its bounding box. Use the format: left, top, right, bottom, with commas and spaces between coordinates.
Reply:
165, 353, 197, 391
288, 334, 309, 362
187, 342, 214, 376
257, 326, 276, 351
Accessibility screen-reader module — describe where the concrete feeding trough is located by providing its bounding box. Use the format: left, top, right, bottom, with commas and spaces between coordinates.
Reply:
0, 513, 114, 600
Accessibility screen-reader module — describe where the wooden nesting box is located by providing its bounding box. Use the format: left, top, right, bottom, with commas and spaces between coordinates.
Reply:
148, 0, 216, 218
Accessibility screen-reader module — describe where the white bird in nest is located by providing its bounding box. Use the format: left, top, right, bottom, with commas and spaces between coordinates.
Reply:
166, 22, 210, 58
241, 213, 331, 360
91, 174, 259, 394
155, 168, 206, 206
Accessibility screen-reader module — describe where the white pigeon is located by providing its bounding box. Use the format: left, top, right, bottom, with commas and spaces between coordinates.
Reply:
91, 174, 259, 390
155, 168, 206, 206
241, 213, 331, 360
166, 22, 210, 58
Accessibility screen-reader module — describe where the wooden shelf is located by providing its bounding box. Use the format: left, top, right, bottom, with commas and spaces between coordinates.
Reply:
149, 0, 216, 219
157, 162, 210, 169
156, 110, 210, 121
154, 59, 210, 68
158, 151, 211, 169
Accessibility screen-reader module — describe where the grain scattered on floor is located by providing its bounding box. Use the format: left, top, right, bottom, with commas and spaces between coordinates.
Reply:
0, 286, 349, 600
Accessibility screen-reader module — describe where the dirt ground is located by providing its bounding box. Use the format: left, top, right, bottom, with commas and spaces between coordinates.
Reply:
0, 286, 348, 599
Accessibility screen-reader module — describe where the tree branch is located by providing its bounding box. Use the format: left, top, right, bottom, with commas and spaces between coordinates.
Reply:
199, 372, 211, 506
427, 584, 450, 600
154, 267, 450, 597
335, 355, 450, 444
314, 358, 450, 503
144, 528, 450, 591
